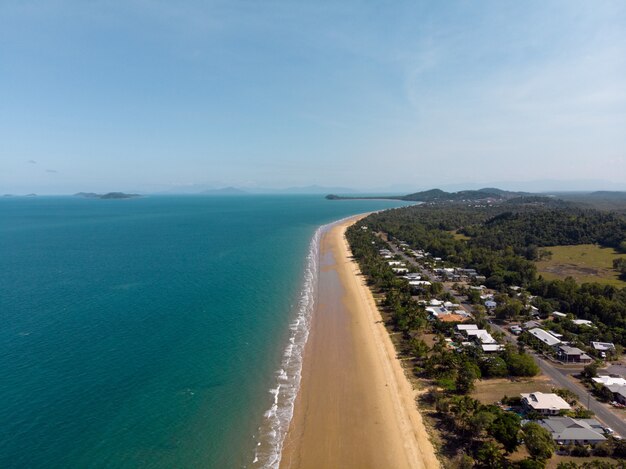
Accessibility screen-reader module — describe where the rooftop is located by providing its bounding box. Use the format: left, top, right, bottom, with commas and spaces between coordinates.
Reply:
528, 328, 562, 346
538, 417, 606, 443
521, 392, 571, 411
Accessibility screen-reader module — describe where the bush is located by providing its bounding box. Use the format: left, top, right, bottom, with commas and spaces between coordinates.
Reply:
569, 444, 590, 457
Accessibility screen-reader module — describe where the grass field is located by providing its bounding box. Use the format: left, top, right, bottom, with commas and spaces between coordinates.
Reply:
536, 244, 626, 287
449, 230, 471, 241
471, 376, 555, 404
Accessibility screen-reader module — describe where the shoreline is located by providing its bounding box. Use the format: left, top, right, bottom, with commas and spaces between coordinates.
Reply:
278, 215, 439, 469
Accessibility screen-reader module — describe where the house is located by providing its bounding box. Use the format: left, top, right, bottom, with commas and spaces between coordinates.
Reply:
591, 342, 615, 353
466, 329, 496, 344
456, 324, 479, 333
481, 344, 505, 353
608, 385, 626, 405
521, 392, 571, 415
557, 345, 593, 364
523, 320, 542, 330
426, 306, 448, 317
392, 267, 409, 274
573, 319, 594, 328
553, 311, 568, 319
408, 280, 431, 290
592, 376, 626, 387
537, 417, 607, 445
592, 376, 626, 405
528, 328, 562, 348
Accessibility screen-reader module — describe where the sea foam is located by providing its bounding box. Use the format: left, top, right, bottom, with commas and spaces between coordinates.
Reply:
251, 224, 323, 468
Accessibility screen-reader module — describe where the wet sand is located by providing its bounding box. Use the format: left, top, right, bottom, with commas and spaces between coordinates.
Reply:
279, 217, 439, 469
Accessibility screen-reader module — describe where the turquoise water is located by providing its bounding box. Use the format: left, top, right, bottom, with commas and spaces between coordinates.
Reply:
0, 195, 407, 468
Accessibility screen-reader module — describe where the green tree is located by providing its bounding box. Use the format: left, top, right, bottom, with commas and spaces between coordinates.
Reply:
581, 361, 599, 380
484, 356, 508, 377
490, 412, 521, 453
456, 361, 481, 394
516, 459, 546, 469
523, 422, 555, 461
507, 352, 540, 376
475, 441, 505, 469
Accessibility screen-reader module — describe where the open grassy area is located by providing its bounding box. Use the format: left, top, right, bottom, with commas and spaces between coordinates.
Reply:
536, 244, 626, 287
449, 230, 471, 241
471, 376, 555, 404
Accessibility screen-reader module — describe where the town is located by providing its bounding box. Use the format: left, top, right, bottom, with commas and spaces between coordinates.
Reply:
348, 217, 626, 468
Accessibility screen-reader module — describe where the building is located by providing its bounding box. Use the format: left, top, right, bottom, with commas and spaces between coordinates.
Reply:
466, 329, 496, 344
528, 328, 562, 348
456, 324, 478, 333
557, 345, 593, 364
537, 417, 607, 445
481, 344, 504, 353
573, 319, 594, 328
485, 300, 497, 309
521, 392, 571, 415
523, 320, 542, 330
592, 376, 626, 405
591, 342, 615, 353
552, 311, 568, 319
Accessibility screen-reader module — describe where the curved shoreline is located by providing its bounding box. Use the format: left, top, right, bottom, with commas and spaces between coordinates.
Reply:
278, 215, 439, 469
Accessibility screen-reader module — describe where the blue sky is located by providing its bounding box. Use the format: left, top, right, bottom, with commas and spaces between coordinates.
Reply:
1, 1, 625, 194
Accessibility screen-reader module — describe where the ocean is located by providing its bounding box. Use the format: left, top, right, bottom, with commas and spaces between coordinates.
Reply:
0, 195, 408, 468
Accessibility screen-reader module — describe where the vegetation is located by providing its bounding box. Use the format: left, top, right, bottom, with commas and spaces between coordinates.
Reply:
536, 244, 626, 287
345, 196, 626, 467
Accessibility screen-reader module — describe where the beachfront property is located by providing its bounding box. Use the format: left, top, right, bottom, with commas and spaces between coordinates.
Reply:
557, 345, 593, 364
528, 327, 562, 349
536, 417, 607, 445
521, 392, 571, 415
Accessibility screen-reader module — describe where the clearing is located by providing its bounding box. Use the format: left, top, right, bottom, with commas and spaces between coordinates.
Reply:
471, 376, 555, 404
535, 244, 626, 287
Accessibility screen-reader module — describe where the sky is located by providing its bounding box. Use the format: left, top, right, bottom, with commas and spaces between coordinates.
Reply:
1, 0, 625, 194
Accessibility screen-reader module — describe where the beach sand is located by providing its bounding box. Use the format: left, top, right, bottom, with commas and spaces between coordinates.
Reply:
279, 217, 439, 469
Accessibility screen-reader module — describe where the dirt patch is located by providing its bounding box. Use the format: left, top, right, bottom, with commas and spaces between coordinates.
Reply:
471, 376, 555, 404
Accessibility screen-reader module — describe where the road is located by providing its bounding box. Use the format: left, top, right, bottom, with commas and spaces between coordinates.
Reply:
383, 236, 626, 437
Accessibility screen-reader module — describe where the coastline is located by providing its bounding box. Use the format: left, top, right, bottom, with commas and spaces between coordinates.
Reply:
279, 215, 439, 469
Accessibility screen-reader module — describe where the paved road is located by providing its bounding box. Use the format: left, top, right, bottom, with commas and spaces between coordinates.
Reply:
383, 236, 626, 437
489, 322, 626, 437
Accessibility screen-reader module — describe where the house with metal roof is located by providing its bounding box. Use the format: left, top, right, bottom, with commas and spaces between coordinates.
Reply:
537, 417, 607, 445
557, 345, 593, 364
528, 328, 561, 348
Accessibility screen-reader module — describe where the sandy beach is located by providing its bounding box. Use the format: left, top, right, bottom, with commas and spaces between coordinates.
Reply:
279, 216, 439, 469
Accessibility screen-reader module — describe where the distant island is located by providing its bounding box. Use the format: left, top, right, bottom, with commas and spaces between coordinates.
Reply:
74, 192, 141, 199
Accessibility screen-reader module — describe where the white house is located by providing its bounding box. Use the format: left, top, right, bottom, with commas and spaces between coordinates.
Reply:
528, 328, 562, 348
573, 319, 594, 327
521, 392, 571, 415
